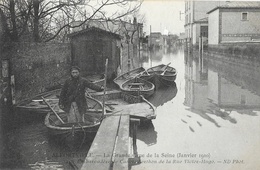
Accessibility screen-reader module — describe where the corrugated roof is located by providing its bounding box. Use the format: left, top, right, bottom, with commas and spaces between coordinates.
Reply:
207, 1, 260, 14
68, 26, 121, 39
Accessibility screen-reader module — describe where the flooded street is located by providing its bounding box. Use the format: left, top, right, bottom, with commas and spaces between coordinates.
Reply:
133, 47, 260, 170
2, 47, 260, 170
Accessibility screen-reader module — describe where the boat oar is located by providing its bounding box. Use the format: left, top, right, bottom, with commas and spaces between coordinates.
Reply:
102, 58, 108, 118
41, 96, 65, 124
85, 90, 92, 97
135, 70, 147, 78
161, 62, 171, 75
145, 70, 150, 75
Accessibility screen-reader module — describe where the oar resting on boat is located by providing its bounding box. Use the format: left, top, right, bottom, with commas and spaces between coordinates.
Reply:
161, 62, 171, 75
41, 96, 65, 124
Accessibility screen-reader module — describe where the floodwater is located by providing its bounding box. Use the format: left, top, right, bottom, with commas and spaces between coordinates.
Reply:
133, 46, 260, 170
1, 46, 260, 170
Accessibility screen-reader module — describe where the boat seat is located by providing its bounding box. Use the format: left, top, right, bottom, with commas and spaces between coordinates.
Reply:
130, 87, 141, 90
128, 83, 144, 86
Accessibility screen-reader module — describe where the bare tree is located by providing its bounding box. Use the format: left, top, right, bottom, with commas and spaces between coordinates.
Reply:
0, 0, 142, 42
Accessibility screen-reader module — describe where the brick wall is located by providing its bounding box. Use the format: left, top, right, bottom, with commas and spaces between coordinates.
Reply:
8, 42, 71, 103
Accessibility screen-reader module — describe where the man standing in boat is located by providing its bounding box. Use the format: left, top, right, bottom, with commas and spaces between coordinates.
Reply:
59, 66, 104, 123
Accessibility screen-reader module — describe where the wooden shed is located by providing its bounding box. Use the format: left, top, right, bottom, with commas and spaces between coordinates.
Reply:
68, 27, 121, 80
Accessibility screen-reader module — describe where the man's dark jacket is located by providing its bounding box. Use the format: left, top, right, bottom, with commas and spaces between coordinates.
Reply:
59, 77, 103, 114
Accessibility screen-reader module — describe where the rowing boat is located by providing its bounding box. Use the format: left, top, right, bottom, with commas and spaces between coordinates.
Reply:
113, 67, 146, 87
140, 64, 177, 88
15, 76, 104, 113
15, 89, 61, 113
121, 77, 155, 99
44, 96, 103, 141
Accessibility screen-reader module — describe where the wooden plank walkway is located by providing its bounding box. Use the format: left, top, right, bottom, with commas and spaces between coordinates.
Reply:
80, 90, 155, 170
80, 112, 130, 170
113, 113, 130, 170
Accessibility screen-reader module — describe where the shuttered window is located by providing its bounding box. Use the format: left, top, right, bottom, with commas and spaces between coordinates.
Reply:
241, 12, 248, 21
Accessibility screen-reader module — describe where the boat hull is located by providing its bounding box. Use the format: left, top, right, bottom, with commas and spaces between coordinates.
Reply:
44, 96, 103, 143
140, 64, 177, 88
113, 67, 146, 87
15, 76, 105, 114
121, 77, 155, 98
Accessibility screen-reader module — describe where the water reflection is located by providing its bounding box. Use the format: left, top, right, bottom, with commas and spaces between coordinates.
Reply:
148, 82, 177, 107
137, 123, 157, 146
149, 48, 163, 61
184, 50, 260, 127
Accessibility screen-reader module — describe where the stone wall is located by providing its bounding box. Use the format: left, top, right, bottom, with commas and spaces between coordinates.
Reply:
8, 42, 71, 103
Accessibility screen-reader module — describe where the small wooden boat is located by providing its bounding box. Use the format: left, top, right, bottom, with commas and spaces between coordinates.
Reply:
15, 78, 105, 113
140, 63, 177, 88
113, 67, 146, 87
15, 89, 61, 113
121, 77, 155, 98
44, 96, 103, 140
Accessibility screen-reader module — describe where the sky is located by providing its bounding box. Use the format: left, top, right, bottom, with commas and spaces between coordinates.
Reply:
139, 0, 185, 36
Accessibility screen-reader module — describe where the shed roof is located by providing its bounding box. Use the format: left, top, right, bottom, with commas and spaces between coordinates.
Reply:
68, 26, 121, 39
207, 1, 260, 14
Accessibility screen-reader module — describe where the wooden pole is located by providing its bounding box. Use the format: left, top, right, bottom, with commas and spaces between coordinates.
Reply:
41, 96, 65, 124
102, 59, 108, 117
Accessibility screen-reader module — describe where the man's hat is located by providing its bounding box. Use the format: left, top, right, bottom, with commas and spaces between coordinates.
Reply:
71, 66, 80, 72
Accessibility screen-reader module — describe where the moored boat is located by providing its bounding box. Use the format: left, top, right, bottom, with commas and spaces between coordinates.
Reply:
15, 76, 105, 113
44, 96, 103, 141
140, 63, 177, 88
121, 77, 155, 98
15, 89, 61, 113
113, 67, 146, 87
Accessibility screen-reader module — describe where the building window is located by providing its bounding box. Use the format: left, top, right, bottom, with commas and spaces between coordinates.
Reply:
241, 12, 248, 21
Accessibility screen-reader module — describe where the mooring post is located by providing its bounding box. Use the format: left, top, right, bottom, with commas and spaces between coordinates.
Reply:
130, 118, 140, 157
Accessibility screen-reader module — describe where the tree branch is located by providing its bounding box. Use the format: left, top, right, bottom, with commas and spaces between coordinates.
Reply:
44, 0, 110, 42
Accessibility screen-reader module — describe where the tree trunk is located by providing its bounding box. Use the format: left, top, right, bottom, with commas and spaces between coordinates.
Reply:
33, 0, 40, 42
9, 0, 18, 41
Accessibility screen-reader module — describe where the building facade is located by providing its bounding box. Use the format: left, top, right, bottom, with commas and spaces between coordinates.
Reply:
207, 2, 260, 44
149, 32, 163, 49
184, 1, 225, 45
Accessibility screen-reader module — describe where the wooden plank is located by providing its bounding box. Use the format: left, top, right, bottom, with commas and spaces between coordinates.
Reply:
112, 103, 156, 119
81, 115, 121, 170
113, 114, 130, 170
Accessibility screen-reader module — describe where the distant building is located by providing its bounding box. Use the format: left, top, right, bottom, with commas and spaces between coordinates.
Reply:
149, 32, 163, 49
178, 32, 186, 44
184, 1, 226, 45
207, 1, 260, 44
